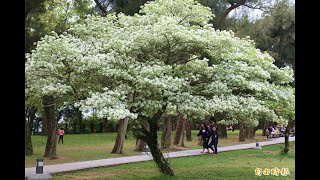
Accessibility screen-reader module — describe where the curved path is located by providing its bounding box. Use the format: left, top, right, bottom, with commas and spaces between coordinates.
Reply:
25, 136, 295, 178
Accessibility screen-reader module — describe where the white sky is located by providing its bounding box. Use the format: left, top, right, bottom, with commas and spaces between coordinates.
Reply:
229, 0, 295, 22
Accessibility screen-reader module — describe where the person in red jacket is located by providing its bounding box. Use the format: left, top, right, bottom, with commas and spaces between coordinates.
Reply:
58, 128, 65, 144
232, 123, 236, 132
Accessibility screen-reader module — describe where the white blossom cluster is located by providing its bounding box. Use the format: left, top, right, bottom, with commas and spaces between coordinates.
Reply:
78, 89, 137, 120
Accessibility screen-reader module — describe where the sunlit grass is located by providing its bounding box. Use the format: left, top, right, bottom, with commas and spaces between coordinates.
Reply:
26, 129, 267, 167
53, 142, 295, 180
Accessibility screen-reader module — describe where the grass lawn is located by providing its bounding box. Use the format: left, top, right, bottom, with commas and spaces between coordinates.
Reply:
53, 142, 295, 180
26, 130, 267, 167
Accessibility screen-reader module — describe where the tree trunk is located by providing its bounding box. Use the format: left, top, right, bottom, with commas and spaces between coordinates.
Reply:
83, 123, 86, 133
41, 111, 48, 136
135, 121, 150, 151
72, 121, 77, 134
76, 108, 83, 134
27, 106, 36, 135
90, 122, 95, 133
32, 125, 36, 135
217, 0, 246, 27
135, 139, 146, 151
25, 119, 33, 155
244, 126, 250, 138
204, 115, 210, 125
102, 118, 108, 133
284, 126, 289, 154
99, 122, 103, 133
25, 106, 36, 155
79, 119, 83, 133
173, 114, 186, 146
43, 95, 57, 157
248, 128, 253, 138
244, 127, 256, 138
185, 121, 192, 141
35, 119, 39, 134
145, 119, 174, 176
111, 117, 129, 154
133, 99, 174, 176
217, 124, 227, 138
161, 116, 172, 149
65, 123, 68, 134
284, 121, 294, 154
251, 127, 256, 138
171, 122, 175, 132
148, 137, 174, 176
239, 122, 245, 142
262, 122, 267, 136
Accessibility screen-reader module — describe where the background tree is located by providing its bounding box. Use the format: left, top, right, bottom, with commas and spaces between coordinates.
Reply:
25, 88, 42, 155
230, 0, 295, 81
25, 28, 104, 157
26, 0, 93, 53
84, 111, 100, 133
212, 112, 228, 138
43, 95, 57, 157
185, 119, 192, 142
111, 117, 129, 153
253, 1, 295, 79
195, 0, 273, 29
93, 0, 148, 15
161, 115, 172, 149
25, 0, 94, 157
173, 114, 186, 147
25, 109, 34, 155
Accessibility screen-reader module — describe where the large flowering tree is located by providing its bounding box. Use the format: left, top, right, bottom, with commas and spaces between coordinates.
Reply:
26, 0, 294, 176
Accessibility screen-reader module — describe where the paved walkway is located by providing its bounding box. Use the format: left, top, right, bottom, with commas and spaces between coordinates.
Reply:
25, 136, 295, 178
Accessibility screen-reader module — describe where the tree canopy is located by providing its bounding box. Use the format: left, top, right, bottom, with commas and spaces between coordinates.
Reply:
25, 0, 295, 175
26, 0, 294, 131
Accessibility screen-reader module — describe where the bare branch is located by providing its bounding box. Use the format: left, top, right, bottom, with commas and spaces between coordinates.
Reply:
243, 4, 268, 13
94, 0, 108, 16
178, 14, 192, 24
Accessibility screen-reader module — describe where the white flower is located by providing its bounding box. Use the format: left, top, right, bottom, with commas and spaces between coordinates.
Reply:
26, 0, 294, 126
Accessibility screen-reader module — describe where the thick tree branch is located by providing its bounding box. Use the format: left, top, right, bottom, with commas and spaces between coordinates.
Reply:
178, 14, 192, 24
94, 0, 108, 16
135, 134, 148, 142
218, 0, 247, 24
243, 4, 268, 13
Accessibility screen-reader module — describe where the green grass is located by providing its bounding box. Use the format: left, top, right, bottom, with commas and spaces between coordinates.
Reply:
26, 130, 267, 167
53, 142, 295, 180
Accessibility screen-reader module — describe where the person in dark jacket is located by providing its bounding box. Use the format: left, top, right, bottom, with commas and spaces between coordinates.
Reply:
197, 123, 210, 153
208, 125, 219, 155
267, 125, 275, 138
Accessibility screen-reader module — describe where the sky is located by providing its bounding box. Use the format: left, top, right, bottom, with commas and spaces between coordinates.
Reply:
229, 0, 295, 22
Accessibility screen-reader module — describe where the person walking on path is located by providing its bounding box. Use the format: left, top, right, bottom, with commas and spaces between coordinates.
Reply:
197, 123, 210, 153
58, 128, 65, 144
208, 125, 219, 155
232, 122, 236, 132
